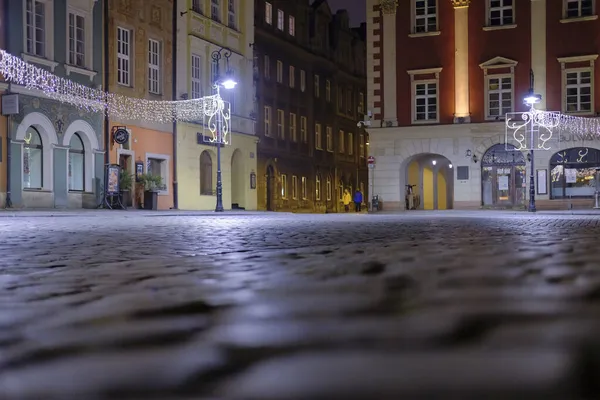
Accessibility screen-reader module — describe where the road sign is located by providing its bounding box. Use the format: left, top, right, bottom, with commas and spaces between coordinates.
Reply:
368, 156, 375, 165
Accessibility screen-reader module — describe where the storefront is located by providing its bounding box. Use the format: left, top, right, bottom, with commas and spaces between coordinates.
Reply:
550, 147, 600, 199
481, 144, 526, 208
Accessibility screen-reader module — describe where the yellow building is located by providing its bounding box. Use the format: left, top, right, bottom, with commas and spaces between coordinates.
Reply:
175, 0, 257, 210
107, 0, 175, 209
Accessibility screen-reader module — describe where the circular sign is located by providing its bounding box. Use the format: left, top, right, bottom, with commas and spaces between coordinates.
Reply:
367, 156, 375, 164
113, 128, 129, 145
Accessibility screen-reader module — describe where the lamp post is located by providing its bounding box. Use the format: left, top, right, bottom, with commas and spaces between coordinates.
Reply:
524, 70, 542, 213
210, 47, 237, 212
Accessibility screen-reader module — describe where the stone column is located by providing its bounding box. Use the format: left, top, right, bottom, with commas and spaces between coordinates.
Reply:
53, 145, 69, 208
381, 0, 398, 126
10, 140, 24, 207
94, 150, 106, 205
452, 0, 471, 123
531, 0, 547, 110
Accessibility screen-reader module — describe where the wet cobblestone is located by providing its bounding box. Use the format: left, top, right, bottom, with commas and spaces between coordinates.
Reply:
2, 210, 600, 398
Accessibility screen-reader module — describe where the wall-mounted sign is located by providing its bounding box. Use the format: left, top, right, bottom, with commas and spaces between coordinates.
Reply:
113, 127, 129, 145
565, 168, 577, 183
250, 171, 256, 189
537, 169, 548, 195
1, 94, 19, 115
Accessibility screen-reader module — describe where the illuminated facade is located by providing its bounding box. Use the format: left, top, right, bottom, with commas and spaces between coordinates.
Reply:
367, 0, 600, 210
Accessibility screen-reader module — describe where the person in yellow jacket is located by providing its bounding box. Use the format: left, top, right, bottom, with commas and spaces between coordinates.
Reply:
342, 189, 352, 212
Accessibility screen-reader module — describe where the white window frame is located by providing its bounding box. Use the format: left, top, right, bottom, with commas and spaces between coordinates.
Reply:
289, 15, 295, 36
315, 175, 321, 201
479, 57, 517, 120
265, 2, 272, 24
276, 60, 283, 83
326, 126, 333, 152
227, 0, 237, 29
24, 0, 52, 59
326, 176, 332, 201
326, 80, 331, 102
359, 134, 365, 158
67, 9, 87, 68
290, 112, 297, 142
277, 9, 284, 30
148, 38, 161, 95
289, 65, 295, 88
292, 175, 298, 199
410, 0, 439, 36
301, 176, 307, 200
191, 53, 204, 99
145, 153, 170, 195
407, 67, 442, 124
277, 109, 285, 138
484, 74, 513, 120
338, 129, 345, 153
314, 74, 320, 97
486, 0, 516, 27
300, 116, 307, 143
315, 123, 322, 150
300, 70, 306, 92
264, 106, 272, 136
563, 0, 596, 20
117, 26, 132, 86
211, 0, 221, 23
558, 55, 597, 115
348, 132, 354, 155
281, 174, 288, 199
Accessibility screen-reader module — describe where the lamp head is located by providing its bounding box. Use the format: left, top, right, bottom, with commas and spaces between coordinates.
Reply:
221, 78, 237, 89
524, 93, 541, 105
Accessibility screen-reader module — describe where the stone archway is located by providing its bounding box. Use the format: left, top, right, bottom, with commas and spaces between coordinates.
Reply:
481, 143, 526, 208
63, 119, 100, 194
403, 153, 454, 210
230, 149, 245, 209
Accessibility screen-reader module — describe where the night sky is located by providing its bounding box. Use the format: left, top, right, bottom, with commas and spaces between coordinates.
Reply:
327, 0, 366, 27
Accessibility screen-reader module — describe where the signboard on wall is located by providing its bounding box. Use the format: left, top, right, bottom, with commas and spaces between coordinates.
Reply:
498, 175, 509, 191
1, 94, 19, 115
565, 168, 577, 184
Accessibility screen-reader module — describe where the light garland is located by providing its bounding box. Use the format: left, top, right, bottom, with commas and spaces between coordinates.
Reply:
0, 49, 224, 124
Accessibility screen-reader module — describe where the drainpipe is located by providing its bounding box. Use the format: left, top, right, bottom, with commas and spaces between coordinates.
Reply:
103, 0, 109, 166
171, 2, 178, 209
4, 83, 11, 208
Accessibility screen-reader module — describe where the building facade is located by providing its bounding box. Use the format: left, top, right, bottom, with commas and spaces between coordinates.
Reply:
175, 0, 257, 211
254, 0, 368, 213
367, 0, 600, 210
107, 0, 175, 210
3, 0, 104, 209
0, 0, 7, 207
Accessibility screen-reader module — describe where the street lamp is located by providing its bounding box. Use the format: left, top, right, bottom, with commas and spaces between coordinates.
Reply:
211, 47, 237, 212
524, 70, 541, 213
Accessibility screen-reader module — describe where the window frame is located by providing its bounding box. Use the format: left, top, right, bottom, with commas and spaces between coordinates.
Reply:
486, 0, 516, 27
277, 109, 285, 138
25, 0, 49, 58
563, 0, 595, 19
23, 126, 44, 190
265, 1, 272, 24
227, 0, 237, 29
326, 126, 333, 152
191, 53, 204, 99
68, 132, 85, 192
288, 15, 295, 36
300, 116, 308, 143
277, 9, 284, 30
315, 174, 321, 201
485, 74, 513, 120
145, 153, 170, 195
281, 174, 288, 199
264, 106, 272, 136
407, 67, 442, 124
211, 0, 221, 23
315, 123, 322, 150
410, 0, 439, 35
326, 176, 332, 201
290, 112, 297, 142
117, 26, 132, 86
558, 55, 597, 115
148, 38, 161, 95
292, 175, 298, 199
301, 176, 307, 200
67, 9, 86, 68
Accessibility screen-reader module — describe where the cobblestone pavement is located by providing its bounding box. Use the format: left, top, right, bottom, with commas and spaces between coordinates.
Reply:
3, 211, 600, 399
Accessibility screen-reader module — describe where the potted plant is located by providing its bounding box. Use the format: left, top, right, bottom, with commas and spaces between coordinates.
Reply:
138, 173, 163, 210
119, 170, 133, 208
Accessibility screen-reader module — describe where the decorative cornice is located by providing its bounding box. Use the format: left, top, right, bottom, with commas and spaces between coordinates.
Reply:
380, 0, 398, 14
451, 0, 470, 8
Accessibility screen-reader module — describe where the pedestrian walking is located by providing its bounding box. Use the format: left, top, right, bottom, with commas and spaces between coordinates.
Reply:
343, 189, 352, 212
353, 189, 363, 212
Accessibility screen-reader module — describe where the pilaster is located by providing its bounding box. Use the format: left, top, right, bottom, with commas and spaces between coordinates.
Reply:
452, 0, 470, 123
531, 0, 547, 110
381, 0, 398, 126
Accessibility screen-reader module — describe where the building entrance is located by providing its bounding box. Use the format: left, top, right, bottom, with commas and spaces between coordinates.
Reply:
481, 144, 526, 207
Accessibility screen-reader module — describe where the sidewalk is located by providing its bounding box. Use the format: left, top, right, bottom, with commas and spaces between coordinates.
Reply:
369, 209, 600, 216
0, 208, 281, 217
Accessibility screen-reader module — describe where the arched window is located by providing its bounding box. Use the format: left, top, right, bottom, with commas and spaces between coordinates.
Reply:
23, 126, 43, 189
326, 175, 332, 201
69, 133, 85, 191
200, 151, 213, 195
315, 174, 321, 201
550, 147, 600, 199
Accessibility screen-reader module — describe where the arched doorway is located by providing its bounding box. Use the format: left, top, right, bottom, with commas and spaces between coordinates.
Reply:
231, 149, 244, 209
404, 153, 453, 210
550, 147, 600, 199
266, 165, 275, 211
481, 143, 526, 207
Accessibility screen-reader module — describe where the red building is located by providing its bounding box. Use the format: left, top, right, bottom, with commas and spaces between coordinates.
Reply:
366, 0, 600, 210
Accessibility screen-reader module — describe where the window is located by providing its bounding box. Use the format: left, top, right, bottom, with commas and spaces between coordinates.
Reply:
300, 70, 306, 92
210, 59, 219, 82
281, 174, 288, 199
409, 70, 439, 123
326, 176, 332, 201
147, 156, 168, 192
228, 0, 236, 29
488, 0, 514, 26
315, 123, 322, 149
148, 39, 161, 94
211, 0, 221, 22
565, 70, 592, 113
301, 176, 307, 199
117, 27, 131, 86
290, 113, 297, 142
277, 9, 284, 30
326, 126, 333, 151
326, 80, 331, 101
23, 126, 43, 189
68, 133, 85, 191
25, 0, 46, 57
358, 92, 364, 114
300, 116, 307, 142
359, 134, 365, 157
277, 109, 285, 138
289, 66, 295, 88
338, 130, 345, 153
289, 15, 295, 36
486, 75, 512, 118
566, 0, 594, 18
265, 2, 272, 24
200, 151, 213, 195
315, 175, 321, 201
314, 74, 320, 97
264, 55, 270, 79
191, 54, 203, 98
276, 60, 283, 83
348, 133, 354, 155
68, 11, 85, 67
264, 106, 272, 136
192, 0, 203, 14
413, 0, 437, 34
292, 175, 298, 199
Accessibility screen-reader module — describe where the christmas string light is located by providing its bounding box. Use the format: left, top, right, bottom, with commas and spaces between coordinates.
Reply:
0, 49, 223, 123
